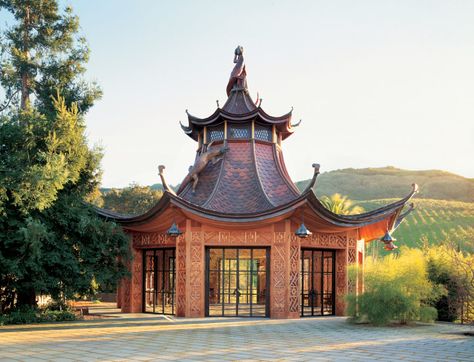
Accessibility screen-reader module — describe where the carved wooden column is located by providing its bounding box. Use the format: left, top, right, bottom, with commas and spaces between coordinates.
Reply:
121, 255, 132, 313
347, 232, 358, 296
335, 246, 348, 316
130, 246, 143, 313
270, 230, 288, 318
270, 220, 294, 318
185, 222, 205, 317
175, 232, 187, 317
288, 231, 300, 319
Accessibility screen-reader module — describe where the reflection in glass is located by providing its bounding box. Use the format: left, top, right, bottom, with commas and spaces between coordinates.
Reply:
143, 248, 175, 315
301, 249, 335, 316
207, 248, 268, 317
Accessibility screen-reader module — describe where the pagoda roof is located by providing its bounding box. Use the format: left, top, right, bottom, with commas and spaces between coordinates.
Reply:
182, 98, 296, 141
95, 46, 418, 242
176, 141, 301, 213
181, 61, 297, 141
95, 183, 417, 239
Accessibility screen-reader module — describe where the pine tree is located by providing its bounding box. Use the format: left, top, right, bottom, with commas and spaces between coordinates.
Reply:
0, 0, 101, 114
0, 1, 129, 311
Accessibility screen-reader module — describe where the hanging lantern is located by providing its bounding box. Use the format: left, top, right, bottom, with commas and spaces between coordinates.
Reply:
295, 223, 312, 238
167, 222, 182, 237
381, 230, 397, 251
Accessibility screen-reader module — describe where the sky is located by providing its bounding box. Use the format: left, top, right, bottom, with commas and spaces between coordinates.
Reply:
4, 1, 474, 187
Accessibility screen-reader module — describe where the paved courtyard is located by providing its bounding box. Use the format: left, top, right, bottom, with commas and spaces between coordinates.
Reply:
0, 308, 473, 361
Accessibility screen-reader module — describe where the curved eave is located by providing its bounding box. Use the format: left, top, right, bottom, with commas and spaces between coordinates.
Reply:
302, 185, 416, 229
187, 107, 292, 125
95, 185, 416, 232
183, 108, 294, 141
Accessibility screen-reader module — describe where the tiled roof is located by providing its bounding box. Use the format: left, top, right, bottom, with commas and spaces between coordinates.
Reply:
178, 140, 300, 214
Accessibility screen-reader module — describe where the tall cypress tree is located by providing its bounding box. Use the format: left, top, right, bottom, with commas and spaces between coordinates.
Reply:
0, 1, 129, 311
0, 0, 101, 114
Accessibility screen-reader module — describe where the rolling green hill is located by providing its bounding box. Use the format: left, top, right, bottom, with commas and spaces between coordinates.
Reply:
296, 166, 474, 203
359, 198, 474, 254
295, 167, 473, 253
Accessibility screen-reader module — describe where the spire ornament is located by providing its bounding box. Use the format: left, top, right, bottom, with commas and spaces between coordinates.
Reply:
226, 45, 248, 96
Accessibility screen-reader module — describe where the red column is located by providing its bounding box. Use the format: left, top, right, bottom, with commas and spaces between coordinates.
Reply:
130, 247, 143, 313
175, 232, 187, 317
185, 221, 205, 317
335, 248, 348, 316
270, 220, 300, 319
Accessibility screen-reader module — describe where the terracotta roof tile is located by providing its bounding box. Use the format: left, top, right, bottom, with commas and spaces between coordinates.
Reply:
178, 140, 301, 214
254, 142, 299, 206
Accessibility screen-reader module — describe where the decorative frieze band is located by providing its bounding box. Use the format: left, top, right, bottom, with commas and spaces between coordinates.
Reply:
203, 231, 273, 245
132, 232, 176, 248
301, 232, 347, 249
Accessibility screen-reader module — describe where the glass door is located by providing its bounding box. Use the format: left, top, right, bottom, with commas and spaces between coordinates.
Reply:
206, 248, 269, 317
143, 248, 175, 314
301, 249, 335, 316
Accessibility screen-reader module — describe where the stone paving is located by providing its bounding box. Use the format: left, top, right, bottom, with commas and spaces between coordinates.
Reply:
0, 309, 473, 361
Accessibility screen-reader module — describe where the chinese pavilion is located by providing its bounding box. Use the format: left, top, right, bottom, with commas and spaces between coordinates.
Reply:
97, 46, 416, 319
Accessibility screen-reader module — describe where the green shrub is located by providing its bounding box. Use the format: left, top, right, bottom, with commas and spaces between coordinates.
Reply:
0, 305, 77, 325
348, 247, 442, 325
419, 306, 438, 323
42, 310, 76, 322
2, 306, 38, 324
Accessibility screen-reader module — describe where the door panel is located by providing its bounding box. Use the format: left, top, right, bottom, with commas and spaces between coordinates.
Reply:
143, 248, 175, 315
301, 249, 335, 317
206, 247, 268, 317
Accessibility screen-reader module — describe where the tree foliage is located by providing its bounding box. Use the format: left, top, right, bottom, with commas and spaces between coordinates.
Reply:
320, 193, 364, 215
0, 0, 101, 114
102, 183, 163, 216
0, 1, 129, 312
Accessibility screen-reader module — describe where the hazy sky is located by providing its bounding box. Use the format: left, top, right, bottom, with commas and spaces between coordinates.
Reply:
5, 1, 474, 187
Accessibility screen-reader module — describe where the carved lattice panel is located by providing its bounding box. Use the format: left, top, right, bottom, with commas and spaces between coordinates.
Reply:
302, 232, 347, 249
133, 232, 176, 248
208, 124, 225, 142
254, 124, 272, 142
131, 247, 143, 312
335, 249, 348, 315
288, 235, 300, 313
202, 231, 272, 245
176, 235, 186, 316
348, 248, 356, 264
189, 232, 204, 316
228, 123, 251, 139
271, 232, 287, 314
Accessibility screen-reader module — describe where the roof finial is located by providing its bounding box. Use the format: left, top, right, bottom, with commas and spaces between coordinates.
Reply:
216, 100, 220, 108
226, 45, 247, 96
158, 165, 176, 195
303, 163, 321, 194
291, 119, 302, 128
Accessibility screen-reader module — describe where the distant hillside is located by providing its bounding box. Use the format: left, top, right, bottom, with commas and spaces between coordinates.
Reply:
296, 167, 474, 203
360, 199, 474, 254
101, 183, 179, 194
